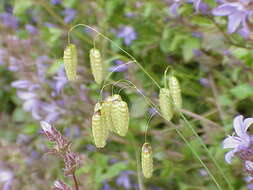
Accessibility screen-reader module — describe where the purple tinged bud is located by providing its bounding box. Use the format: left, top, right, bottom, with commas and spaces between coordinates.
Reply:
40, 121, 53, 134
53, 180, 72, 190
245, 161, 253, 171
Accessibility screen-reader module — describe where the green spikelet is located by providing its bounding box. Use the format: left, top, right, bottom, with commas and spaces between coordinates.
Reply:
141, 142, 153, 178
168, 76, 182, 110
92, 103, 108, 148
159, 88, 174, 121
101, 94, 122, 133
90, 48, 103, 84
63, 44, 78, 81
101, 101, 114, 132
111, 100, 129, 136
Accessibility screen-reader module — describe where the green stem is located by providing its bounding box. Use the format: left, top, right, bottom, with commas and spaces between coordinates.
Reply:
179, 112, 233, 190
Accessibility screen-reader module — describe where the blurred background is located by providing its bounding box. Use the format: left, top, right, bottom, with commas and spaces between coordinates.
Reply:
1, 0, 253, 189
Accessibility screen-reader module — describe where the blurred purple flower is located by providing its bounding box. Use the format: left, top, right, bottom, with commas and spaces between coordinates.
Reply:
44, 22, 57, 28
11, 80, 31, 89
54, 66, 68, 94
51, 0, 61, 5
212, 1, 253, 36
8, 57, 20, 71
0, 169, 13, 190
25, 24, 38, 35
248, 184, 253, 190
101, 181, 115, 190
0, 12, 18, 29
199, 78, 210, 87
169, 0, 207, 15
17, 91, 42, 120
36, 56, 49, 81
116, 171, 134, 189
223, 115, 253, 164
109, 60, 129, 72
42, 102, 60, 122
117, 26, 137, 45
63, 8, 76, 23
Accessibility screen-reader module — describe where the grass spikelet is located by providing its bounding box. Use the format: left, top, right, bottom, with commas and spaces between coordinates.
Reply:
168, 76, 182, 110
141, 142, 153, 178
111, 100, 129, 136
63, 43, 78, 81
159, 88, 174, 121
90, 48, 103, 84
92, 103, 108, 148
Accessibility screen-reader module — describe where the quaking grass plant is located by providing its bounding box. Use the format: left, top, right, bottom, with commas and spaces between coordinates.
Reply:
39, 24, 235, 190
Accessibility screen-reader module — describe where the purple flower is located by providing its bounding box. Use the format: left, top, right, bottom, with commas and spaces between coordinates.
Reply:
42, 102, 60, 122
223, 115, 253, 164
248, 184, 253, 190
212, 1, 253, 36
17, 91, 42, 120
54, 66, 68, 94
0, 169, 13, 190
117, 26, 137, 45
116, 171, 134, 189
63, 8, 76, 23
109, 60, 129, 72
101, 182, 115, 190
25, 24, 38, 35
0, 12, 18, 29
51, 0, 61, 5
169, 0, 207, 15
11, 80, 31, 89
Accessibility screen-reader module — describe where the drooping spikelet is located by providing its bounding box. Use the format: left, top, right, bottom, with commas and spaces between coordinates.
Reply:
159, 88, 174, 121
63, 43, 78, 81
141, 142, 153, 178
101, 94, 122, 133
92, 102, 108, 148
90, 48, 103, 84
168, 76, 182, 110
111, 100, 129, 136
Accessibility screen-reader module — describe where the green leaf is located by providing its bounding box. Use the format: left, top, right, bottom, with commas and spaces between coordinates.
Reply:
182, 37, 200, 62
100, 162, 127, 180
13, 0, 33, 17
230, 84, 253, 100
22, 124, 38, 135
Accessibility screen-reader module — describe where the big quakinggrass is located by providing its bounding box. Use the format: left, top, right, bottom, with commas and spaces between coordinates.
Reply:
64, 24, 234, 189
